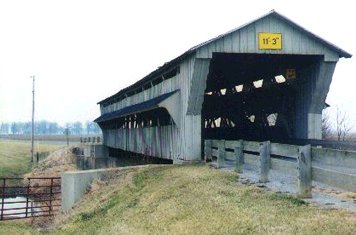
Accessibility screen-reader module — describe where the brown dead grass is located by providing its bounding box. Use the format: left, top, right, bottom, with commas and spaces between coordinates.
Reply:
315, 186, 356, 201
25, 147, 77, 179
24, 147, 78, 227
51, 166, 141, 230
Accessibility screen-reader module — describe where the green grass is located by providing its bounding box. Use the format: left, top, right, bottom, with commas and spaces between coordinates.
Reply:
2, 165, 356, 234
0, 221, 39, 235
0, 140, 64, 178
51, 165, 355, 234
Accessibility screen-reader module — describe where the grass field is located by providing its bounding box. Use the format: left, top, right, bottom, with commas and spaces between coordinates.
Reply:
0, 140, 65, 178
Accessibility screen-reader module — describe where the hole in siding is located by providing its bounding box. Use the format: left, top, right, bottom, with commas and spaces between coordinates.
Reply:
215, 117, 221, 127
253, 79, 263, 88
267, 113, 278, 126
275, 75, 286, 83
235, 85, 243, 92
248, 115, 255, 123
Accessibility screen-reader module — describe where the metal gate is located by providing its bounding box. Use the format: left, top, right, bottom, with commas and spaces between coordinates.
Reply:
0, 177, 61, 221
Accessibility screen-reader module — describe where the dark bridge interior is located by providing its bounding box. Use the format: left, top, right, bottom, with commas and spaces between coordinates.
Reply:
202, 53, 321, 142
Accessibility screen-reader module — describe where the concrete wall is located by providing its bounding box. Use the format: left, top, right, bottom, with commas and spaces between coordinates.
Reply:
61, 165, 148, 210
206, 139, 356, 192
83, 144, 109, 158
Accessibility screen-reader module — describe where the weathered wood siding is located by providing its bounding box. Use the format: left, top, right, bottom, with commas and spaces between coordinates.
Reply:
102, 74, 180, 114
104, 125, 179, 160
101, 56, 202, 161
196, 15, 339, 62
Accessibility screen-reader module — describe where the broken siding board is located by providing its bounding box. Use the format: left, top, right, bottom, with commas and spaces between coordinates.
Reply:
187, 59, 210, 115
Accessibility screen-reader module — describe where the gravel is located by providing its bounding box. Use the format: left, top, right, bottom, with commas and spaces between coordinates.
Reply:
220, 162, 356, 212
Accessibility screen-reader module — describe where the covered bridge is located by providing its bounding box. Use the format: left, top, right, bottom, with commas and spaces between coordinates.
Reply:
95, 11, 351, 163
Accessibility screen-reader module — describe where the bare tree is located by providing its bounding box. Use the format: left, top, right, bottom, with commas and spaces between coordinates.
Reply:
336, 106, 353, 141
322, 110, 332, 140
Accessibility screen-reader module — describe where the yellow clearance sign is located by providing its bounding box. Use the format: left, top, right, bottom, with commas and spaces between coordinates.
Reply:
258, 32, 282, 50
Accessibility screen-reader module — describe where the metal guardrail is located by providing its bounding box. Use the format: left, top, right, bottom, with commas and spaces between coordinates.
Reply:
0, 177, 61, 221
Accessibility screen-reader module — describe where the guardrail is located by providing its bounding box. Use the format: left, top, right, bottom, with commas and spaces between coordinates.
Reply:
205, 139, 356, 197
80, 136, 101, 144
0, 177, 61, 221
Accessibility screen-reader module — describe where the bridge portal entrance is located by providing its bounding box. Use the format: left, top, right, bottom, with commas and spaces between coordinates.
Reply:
201, 53, 322, 142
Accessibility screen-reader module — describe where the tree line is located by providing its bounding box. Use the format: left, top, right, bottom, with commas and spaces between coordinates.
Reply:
0, 120, 101, 135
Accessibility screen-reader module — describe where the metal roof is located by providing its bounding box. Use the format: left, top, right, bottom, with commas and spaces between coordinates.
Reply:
98, 10, 352, 106
95, 90, 178, 123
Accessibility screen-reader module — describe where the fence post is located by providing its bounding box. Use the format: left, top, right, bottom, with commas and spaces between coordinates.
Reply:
25, 179, 30, 218
204, 140, 212, 162
259, 141, 271, 183
217, 140, 225, 168
234, 140, 244, 173
49, 178, 54, 215
297, 145, 312, 198
1, 179, 5, 220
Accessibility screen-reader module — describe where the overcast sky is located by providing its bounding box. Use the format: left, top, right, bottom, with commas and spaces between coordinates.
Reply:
0, 0, 354, 128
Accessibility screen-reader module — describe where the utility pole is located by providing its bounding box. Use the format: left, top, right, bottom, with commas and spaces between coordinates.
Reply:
65, 126, 70, 146
31, 75, 35, 163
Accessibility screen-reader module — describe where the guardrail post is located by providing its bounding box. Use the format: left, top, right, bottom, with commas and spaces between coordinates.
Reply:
234, 140, 244, 173
204, 140, 212, 162
217, 140, 225, 168
297, 145, 312, 198
259, 141, 271, 183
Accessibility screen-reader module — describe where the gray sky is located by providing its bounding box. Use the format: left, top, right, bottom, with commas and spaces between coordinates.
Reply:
0, 0, 355, 128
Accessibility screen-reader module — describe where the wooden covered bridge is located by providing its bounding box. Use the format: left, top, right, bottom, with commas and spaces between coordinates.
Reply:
95, 11, 351, 163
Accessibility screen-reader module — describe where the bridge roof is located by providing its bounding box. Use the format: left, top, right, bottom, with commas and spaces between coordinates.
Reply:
98, 10, 351, 106
95, 90, 178, 123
